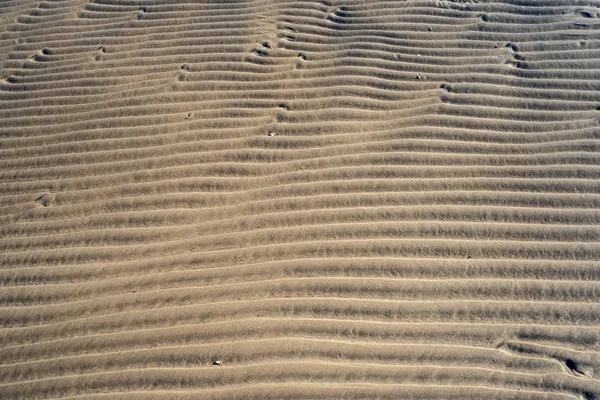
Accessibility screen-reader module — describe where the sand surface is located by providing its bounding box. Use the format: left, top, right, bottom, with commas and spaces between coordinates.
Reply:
1, 0, 600, 398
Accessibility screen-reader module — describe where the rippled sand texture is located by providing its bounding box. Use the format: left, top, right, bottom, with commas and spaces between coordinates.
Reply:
1, 0, 600, 398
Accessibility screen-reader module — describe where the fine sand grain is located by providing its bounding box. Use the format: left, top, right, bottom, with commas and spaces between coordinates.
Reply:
1, 0, 600, 398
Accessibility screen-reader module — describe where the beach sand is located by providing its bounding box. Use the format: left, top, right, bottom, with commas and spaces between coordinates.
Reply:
1, 0, 599, 398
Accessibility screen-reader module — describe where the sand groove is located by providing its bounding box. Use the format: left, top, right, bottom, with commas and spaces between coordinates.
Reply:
1, 0, 600, 398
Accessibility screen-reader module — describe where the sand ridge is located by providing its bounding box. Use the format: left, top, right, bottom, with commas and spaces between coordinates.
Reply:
1, 0, 600, 398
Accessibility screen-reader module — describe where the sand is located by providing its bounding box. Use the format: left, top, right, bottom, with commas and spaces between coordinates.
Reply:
1, 0, 600, 398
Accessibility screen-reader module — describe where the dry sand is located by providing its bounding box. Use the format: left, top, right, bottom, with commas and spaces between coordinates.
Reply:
1, 0, 600, 398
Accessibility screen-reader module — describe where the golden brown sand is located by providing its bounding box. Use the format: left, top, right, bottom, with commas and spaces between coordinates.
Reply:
1, 0, 600, 398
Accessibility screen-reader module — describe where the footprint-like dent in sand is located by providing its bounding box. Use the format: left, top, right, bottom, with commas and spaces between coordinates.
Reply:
250, 48, 268, 57
505, 42, 519, 52
565, 359, 587, 376
440, 83, 452, 92
95, 46, 105, 61
577, 8, 600, 18
34, 193, 52, 207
